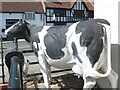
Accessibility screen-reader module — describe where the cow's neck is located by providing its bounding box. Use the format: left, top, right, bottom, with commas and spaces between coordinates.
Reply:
24, 24, 39, 44
24, 24, 32, 43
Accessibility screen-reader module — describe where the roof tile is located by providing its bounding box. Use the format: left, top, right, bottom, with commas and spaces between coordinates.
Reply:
0, 0, 94, 13
1, 2, 45, 13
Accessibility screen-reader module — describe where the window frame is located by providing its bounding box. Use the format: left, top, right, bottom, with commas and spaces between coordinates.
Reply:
24, 11, 35, 20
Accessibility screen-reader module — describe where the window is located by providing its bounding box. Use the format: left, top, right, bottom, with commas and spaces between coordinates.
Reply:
47, 9, 54, 16
87, 11, 94, 18
6, 19, 19, 29
25, 12, 35, 20
54, 9, 66, 17
74, 10, 84, 18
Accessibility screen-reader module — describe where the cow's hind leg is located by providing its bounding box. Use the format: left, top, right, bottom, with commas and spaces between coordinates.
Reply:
101, 66, 118, 88
83, 76, 96, 90
108, 69, 118, 88
38, 54, 50, 88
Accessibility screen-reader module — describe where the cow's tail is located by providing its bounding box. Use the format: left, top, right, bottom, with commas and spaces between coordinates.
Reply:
94, 20, 111, 78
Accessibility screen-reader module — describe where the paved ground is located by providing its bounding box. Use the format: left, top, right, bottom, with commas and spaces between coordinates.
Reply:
0, 40, 119, 89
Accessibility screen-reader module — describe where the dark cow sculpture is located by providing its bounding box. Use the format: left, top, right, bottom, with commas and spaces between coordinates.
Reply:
5, 19, 118, 89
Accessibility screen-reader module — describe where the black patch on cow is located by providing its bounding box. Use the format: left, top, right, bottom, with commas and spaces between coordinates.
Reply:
80, 28, 94, 47
76, 21, 88, 34
78, 20, 104, 47
31, 44, 39, 57
24, 25, 44, 57
95, 19, 110, 26
87, 38, 103, 67
44, 25, 70, 59
25, 28, 31, 42
7, 22, 30, 39
76, 20, 104, 66
71, 42, 78, 55
71, 42, 82, 63
75, 54, 82, 63
28, 25, 43, 43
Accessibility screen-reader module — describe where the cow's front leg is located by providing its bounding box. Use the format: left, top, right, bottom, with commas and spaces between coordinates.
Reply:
38, 54, 50, 88
83, 76, 96, 90
48, 64, 51, 81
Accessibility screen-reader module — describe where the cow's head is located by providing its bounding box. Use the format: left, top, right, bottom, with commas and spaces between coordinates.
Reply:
5, 19, 29, 39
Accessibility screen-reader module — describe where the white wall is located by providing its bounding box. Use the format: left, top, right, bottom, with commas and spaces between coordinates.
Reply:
94, 0, 119, 45
25, 14, 45, 26
2, 13, 23, 29
118, 1, 120, 44
1, 13, 45, 29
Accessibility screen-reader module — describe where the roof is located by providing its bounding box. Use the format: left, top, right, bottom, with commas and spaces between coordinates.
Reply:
0, 0, 94, 13
45, 0, 94, 10
83, 0, 94, 11
45, 0, 76, 9
0, 2, 45, 13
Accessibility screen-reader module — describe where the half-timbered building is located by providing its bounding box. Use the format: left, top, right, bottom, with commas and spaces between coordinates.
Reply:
45, 0, 94, 25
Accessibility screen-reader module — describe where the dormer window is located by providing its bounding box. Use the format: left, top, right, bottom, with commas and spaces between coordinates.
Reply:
25, 11, 35, 20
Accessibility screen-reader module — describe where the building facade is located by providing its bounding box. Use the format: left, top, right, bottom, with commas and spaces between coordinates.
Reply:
45, 1, 94, 25
0, 2, 46, 31
0, 0, 94, 38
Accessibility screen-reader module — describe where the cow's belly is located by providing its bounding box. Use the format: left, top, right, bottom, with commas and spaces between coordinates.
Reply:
45, 50, 74, 69
41, 45, 74, 69
46, 57, 74, 69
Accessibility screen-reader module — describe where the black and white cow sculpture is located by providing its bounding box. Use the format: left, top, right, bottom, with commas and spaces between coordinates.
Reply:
5, 19, 118, 89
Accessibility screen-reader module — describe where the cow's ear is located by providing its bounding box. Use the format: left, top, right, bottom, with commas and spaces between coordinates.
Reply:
24, 20, 29, 24
19, 19, 29, 24
19, 19, 24, 23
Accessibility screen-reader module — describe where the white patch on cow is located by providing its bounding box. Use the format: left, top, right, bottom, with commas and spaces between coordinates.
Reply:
38, 26, 51, 50
67, 30, 93, 76
65, 21, 80, 42
68, 32, 85, 57
33, 42, 38, 49
5, 22, 19, 35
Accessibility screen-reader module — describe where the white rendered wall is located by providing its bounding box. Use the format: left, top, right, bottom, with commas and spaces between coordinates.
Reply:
94, 0, 119, 45
1, 13, 44, 29
25, 14, 45, 26
1, 13, 23, 29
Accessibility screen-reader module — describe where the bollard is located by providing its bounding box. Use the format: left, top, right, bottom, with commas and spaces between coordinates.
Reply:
5, 51, 24, 90
8, 56, 22, 89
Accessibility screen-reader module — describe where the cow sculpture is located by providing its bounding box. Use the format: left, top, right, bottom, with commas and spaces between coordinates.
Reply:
5, 19, 118, 89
